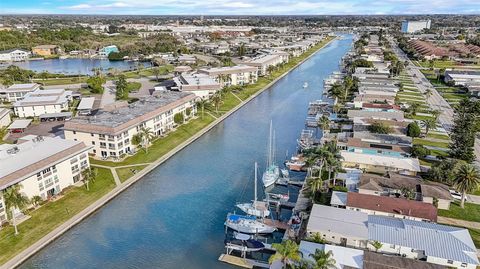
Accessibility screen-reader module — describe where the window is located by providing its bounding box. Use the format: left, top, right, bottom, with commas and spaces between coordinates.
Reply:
461, 263, 467, 267
91, 133, 94, 137
92, 141, 96, 145
42, 167, 51, 174
80, 153, 87, 159
38, 182, 44, 191
54, 175, 59, 183
447, 260, 454, 265
73, 131, 76, 135
110, 152, 116, 156
70, 158, 78, 164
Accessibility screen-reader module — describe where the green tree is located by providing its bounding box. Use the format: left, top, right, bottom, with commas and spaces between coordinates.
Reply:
422, 118, 437, 136
406, 122, 421, 137
309, 249, 336, 269
115, 75, 128, 100
174, 112, 184, 124
211, 93, 222, 113
31, 195, 43, 207
2, 185, 29, 235
427, 158, 462, 185
152, 67, 160, 81
138, 127, 155, 154
269, 240, 301, 267
411, 144, 431, 158
370, 241, 383, 252
87, 76, 106, 94
307, 232, 326, 244
407, 102, 420, 116
455, 163, 480, 208
196, 99, 208, 119
367, 121, 392, 134
317, 115, 330, 135
81, 167, 97, 191
449, 99, 480, 163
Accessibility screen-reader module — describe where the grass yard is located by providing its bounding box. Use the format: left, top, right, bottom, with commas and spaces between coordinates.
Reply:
427, 133, 450, 140
116, 165, 148, 182
126, 82, 141, 92
0, 168, 115, 265
413, 138, 449, 149
438, 202, 480, 223
35, 77, 88, 86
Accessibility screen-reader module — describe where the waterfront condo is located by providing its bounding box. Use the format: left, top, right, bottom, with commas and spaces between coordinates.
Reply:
64, 91, 196, 158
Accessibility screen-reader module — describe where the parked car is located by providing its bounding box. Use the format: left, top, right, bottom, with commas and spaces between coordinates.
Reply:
449, 189, 464, 200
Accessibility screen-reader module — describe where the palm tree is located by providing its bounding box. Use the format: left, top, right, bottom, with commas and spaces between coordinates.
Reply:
307, 232, 326, 244
139, 127, 155, 154
31, 195, 43, 207
370, 240, 383, 252
454, 163, 480, 208
211, 93, 222, 113
81, 167, 98, 191
309, 249, 336, 269
317, 115, 330, 136
2, 185, 29, 235
308, 177, 324, 199
269, 240, 301, 268
196, 99, 208, 119
422, 118, 437, 136
152, 67, 160, 81
408, 102, 420, 116
425, 88, 432, 98
429, 109, 441, 121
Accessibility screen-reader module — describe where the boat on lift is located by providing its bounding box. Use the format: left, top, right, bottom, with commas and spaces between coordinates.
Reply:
285, 155, 306, 171
224, 214, 276, 234
224, 233, 265, 252
236, 163, 271, 218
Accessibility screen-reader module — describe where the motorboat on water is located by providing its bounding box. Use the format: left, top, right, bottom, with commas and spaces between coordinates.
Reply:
270, 193, 289, 202
303, 82, 308, 88
224, 233, 265, 252
262, 121, 280, 188
285, 155, 306, 171
237, 162, 271, 218
225, 214, 276, 234
281, 168, 289, 178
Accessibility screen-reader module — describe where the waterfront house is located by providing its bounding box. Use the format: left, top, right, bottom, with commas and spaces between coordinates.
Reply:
340, 151, 420, 176
368, 216, 479, 269
64, 92, 196, 158
172, 73, 222, 99
353, 94, 396, 107
306, 204, 369, 248
0, 48, 30, 62
32, 45, 61, 56
1, 83, 41, 102
0, 108, 12, 128
197, 65, 258, 86
346, 192, 437, 222
13, 88, 72, 118
358, 173, 453, 210
0, 135, 92, 224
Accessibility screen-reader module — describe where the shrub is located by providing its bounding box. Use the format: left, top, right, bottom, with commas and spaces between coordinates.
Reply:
407, 122, 421, 137
174, 112, 184, 124
367, 121, 392, 134
411, 144, 431, 158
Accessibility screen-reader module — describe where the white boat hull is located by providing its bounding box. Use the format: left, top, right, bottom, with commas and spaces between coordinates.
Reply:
236, 203, 271, 218
225, 219, 276, 234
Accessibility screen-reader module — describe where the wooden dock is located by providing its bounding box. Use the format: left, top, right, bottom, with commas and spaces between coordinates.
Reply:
218, 254, 269, 268
264, 218, 290, 230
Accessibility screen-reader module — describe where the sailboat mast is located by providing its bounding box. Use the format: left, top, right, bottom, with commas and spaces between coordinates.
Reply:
268, 121, 273, 167
254, 162, 257, 203
272, 130, 276, 164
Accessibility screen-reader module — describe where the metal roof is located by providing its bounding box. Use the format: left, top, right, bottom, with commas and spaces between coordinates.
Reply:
7, 119, 32, 129
77, 97, 95, 110
368, 216, 479, 265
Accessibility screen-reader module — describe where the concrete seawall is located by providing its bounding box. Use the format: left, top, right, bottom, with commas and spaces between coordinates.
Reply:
2, 36, 338, 269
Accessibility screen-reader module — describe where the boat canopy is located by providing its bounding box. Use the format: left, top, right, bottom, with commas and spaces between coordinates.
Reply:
235, 233, 251, 240
228, 214, 256, 221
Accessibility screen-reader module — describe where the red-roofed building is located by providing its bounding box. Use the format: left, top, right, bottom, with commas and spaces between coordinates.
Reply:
346, 192, 437, 222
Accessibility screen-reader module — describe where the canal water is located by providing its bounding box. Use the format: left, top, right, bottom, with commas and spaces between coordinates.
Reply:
19, 35, 353, 269
12, 58, 152, 75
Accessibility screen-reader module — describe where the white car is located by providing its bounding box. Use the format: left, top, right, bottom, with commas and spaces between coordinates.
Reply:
449, 190, 463, 200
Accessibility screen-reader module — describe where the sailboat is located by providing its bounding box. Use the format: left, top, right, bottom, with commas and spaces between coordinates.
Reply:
237, 163, 271, 218
262, 121, 280, 188
224, 213, 276, 234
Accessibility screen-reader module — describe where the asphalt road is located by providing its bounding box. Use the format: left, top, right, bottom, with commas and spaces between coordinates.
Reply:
390, 39, 480, 164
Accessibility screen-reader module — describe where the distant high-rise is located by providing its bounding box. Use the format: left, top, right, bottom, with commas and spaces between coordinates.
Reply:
401, 20, 431, 33
200, 15, 204, 21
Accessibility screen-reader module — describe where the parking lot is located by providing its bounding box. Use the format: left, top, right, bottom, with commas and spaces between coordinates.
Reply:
5, 121, 65, 142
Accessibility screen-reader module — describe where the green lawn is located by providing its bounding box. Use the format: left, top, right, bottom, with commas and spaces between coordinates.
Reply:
467, 228, 480, 248
91, 114, 216, 167
116, 165, 148, 182
438, 202, 480, 223
0, 168, 115, 265
408, 115, 435, 122
126, 82, 141, 92
413, 138, 449, 148
35, 77, 88, 86
427, 133, 450, 140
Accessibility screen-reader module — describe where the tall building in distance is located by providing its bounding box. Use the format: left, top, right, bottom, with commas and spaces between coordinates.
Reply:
401, 20, 431, 33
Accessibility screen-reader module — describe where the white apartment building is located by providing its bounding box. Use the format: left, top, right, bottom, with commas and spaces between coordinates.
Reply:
0, 48, 31, 62
1, 83, 41, 102
401, 20, 431, 33
64, 92, 196, 158
244, 51, 289, 76
444, 70, 480, 86
197, 65, 258, 86
0, 135, 92, 224
13, 88, 72, 118
172, 73, 221, 99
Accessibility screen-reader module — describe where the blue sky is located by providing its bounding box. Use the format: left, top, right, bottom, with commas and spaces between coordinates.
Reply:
1, 0, 480, 15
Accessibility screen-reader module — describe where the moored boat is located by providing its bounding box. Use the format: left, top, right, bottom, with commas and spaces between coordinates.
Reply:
224, 214, 276, 234
236, 163, 271, 218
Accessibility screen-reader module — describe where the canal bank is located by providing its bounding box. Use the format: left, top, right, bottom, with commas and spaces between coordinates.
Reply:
1, 36, 339, 269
